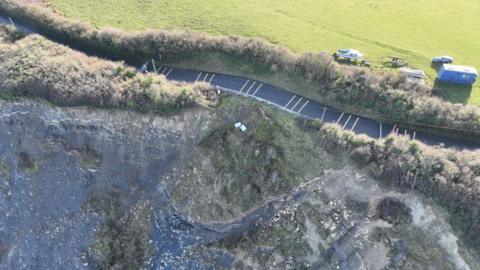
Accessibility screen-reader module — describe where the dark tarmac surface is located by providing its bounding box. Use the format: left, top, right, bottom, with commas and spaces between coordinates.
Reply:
148, 63, 480, 150
0, 13, 478, 150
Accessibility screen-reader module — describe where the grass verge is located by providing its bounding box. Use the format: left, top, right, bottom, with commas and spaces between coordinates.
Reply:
1, 1, 480, 140
46, 0, 480, 105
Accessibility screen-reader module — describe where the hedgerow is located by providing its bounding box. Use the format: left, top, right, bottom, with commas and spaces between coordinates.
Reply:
0, 2, 479, 255
1, 0, 479, 138
0, 26, 217, 113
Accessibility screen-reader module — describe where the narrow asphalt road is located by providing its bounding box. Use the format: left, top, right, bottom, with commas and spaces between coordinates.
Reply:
0, 14, 478, 150
142, 61, 480, 150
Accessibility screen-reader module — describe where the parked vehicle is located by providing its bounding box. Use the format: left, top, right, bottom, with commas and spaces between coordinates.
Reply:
382, 56, 408, 68
437, 64, 477, 85
400, 67, 425, 82
333, 49, 363, 61
359, 60, 371, 67
432, 56, 454, 64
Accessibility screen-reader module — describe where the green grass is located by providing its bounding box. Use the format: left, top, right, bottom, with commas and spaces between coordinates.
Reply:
47, 0, 480, 105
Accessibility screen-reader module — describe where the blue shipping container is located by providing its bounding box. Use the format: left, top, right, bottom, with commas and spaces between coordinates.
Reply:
437, 64, 478, 85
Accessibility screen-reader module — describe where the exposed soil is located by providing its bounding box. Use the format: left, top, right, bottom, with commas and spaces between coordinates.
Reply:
0, 97, 477, 269
376, 197, 413, 225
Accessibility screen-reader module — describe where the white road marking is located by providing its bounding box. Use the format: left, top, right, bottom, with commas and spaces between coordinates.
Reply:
321, 107, 326, 122
336, 112, 345, 124
251, 83, 263, 96
195, 72, 203, 82
291, 98, 303, 111
297, 100, 310, 113
285, 95, 297, 108
390, 125, 397, 134
141, 61, 150, 73
165, 68, 173, 77
380, 122, 383, 139
351, 117, 360, 131
203, 73, 209, 82
240, 80, 250, 92
245, 81, 257, 94
208, 74, 216, 83
342, 115, 352, 129
151, 59, 157, 73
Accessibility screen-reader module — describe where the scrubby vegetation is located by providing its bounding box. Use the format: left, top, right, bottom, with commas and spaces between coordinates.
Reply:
47, 0, 480, 105
303, 119, 480, 251
0, 25, 217, 114
1, 0, 480, 139
16, 151, 38, 173
169, 97, 338, 221
0, 0, 480, 258
376, 197, 413, 225
84, 189, 153, 269
172, 95, 480, 254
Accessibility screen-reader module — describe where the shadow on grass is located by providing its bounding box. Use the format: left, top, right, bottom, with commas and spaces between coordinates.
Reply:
430, 62, 442, 72
429, 62, 473, 104
432, 78, 473, 104
333, 58, 368, 67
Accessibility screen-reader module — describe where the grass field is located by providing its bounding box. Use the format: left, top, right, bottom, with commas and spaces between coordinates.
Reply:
47, 0, 480, 105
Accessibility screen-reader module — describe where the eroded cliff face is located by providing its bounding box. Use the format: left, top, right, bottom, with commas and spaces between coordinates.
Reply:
0, 98, 210, 269
0, 97, 478, 269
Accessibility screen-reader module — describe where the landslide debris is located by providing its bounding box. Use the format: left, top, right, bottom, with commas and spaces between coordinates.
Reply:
84, 189, 153, 270
0, 97, 478, 269
168, 97, 341, 222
